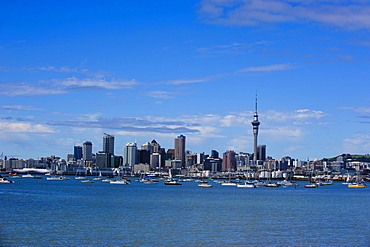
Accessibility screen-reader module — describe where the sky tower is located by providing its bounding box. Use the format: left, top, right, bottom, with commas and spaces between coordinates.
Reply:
251, 95, 260, 164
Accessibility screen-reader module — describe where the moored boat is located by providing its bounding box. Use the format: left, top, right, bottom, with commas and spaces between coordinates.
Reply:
304, 183, 319, 188
110, 179, 130, 185
198, 183, 212, 187
164, 180, 182, 185
237, 182, 257, 188
348, 182, 366, 188
0, 177, 14, 183
81, 180, 94, 183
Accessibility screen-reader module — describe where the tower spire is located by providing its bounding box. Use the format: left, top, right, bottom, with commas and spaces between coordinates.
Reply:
251, 93, 260, 164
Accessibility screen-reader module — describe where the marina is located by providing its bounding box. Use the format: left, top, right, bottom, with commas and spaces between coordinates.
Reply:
1, 174, 369, 246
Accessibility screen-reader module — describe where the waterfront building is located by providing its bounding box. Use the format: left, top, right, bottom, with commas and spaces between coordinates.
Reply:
174, 135, 186, 168
251, 95, 260, 164
123, 143, 137, 167
83, 141, 93, 162
103, 133, 114, 155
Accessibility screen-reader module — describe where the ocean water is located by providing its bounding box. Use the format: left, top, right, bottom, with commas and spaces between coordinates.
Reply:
1, 176, 369, 246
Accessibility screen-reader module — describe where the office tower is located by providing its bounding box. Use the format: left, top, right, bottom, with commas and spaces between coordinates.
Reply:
123, 143, 137, 167
141, 142, 151, 152
174, 135, 186, 167
103, 133, 114, 155
74, 146, 82, 160
211, 150, 219, 158
150, 140, 161, 153
83, 141, 93, 161
251, 95, 260, 164
150, 153, 161, 170
138, 150, 150, 164
257, 145, 266, 161
222, 150, 236, 171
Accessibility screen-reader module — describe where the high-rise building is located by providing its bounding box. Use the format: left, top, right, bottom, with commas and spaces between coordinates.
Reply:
174, 135, 186, 167
251, 95, 260, 164
150, 140, 161, 153
257, 145, 266, 161
222, 150, 236, 171
74, 146, 82, 160
123, 143, 137, 167
103, 133, 114, 155
150, 153, 161, 170
83, 141, 93, 161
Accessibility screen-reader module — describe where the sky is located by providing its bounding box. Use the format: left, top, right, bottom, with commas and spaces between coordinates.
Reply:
1, 0, 370, 161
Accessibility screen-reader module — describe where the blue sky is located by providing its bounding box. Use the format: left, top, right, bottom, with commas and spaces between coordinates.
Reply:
1, 0, 370, 161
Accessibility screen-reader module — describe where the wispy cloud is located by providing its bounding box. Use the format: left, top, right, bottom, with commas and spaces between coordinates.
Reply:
1, 104, 44, 111
198, 41, 273, 54
198, 0, 370, 30
47, 117, 200, 134
0, 83, 67, 97
0, 119, 54, 134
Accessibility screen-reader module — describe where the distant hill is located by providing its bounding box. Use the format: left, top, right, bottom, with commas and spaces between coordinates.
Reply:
322, 154, 370, 162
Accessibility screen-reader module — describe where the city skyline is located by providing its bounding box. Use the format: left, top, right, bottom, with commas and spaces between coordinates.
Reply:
1, 1, 370, 160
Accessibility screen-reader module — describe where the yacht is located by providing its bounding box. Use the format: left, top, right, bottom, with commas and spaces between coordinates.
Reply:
348, 182, 367, 188
110, 179, 130, 185
237, 182, 257, 188
0, 177, 14, 183
198, 183, 212, 188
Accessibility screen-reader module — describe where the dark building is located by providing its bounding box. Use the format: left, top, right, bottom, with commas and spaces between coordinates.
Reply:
74, 146, 82, 160
222, 150, 237, 171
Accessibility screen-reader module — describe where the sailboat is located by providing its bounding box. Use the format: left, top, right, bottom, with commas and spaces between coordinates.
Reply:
348, 172, 367, 188
93, 170, 103, 180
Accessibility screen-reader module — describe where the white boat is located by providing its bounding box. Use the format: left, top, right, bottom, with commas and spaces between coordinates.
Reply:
143, 180, 158, 184
198, 183, 212, 187
75, 176, 86, 180
277, 180, 299, 186
237, 182, 257, 188
102, 179, 113, 182
46, 176, 69, 181
221, 181, 237, 186
22, 174, 34, 178
110, 179, 130, 185
0, 177, 14, 183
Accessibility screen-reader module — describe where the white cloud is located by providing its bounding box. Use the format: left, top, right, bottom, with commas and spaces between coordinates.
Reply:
59, 77, 139, 90
198, 0, 370, 30
145, 91, 175, 99
0, 120, 54, 134
343, 134, 370, 153
0, 84, 67, 96
1, 104, 44, 111
238, 63, 296, 73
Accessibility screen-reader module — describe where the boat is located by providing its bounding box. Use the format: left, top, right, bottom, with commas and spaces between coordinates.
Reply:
277, 180, 299, 186
46, 176, 69, 181
164, 180, 182, 185
264, 182, 281, 187
0, 177, 14, 183
304, 183, 319, 188
93, 170, 103, 180
348, 182, 367, 188
102, 179, 113, 182
22, 174, 34, 178
195, 179, 208, 183
81, 180, 94, 183
221, 181, 237, 186
198, 183, 212, 187
34, 176, 43, 179
237, 182, 257, 188
143, 180, 158, 184
321, 180, 334, 185
110, 179, 130, 185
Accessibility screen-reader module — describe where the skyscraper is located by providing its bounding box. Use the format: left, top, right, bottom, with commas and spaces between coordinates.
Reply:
74, 146, 82, 160
251, 95, 260, 164
123, 142, 137, 167
174, 135, 186, 167
222, 150, 236, 171
83, 141, 92, 161
103, 133, 114, 155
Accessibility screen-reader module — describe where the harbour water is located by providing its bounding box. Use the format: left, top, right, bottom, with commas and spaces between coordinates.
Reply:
1, 176, 369, 246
